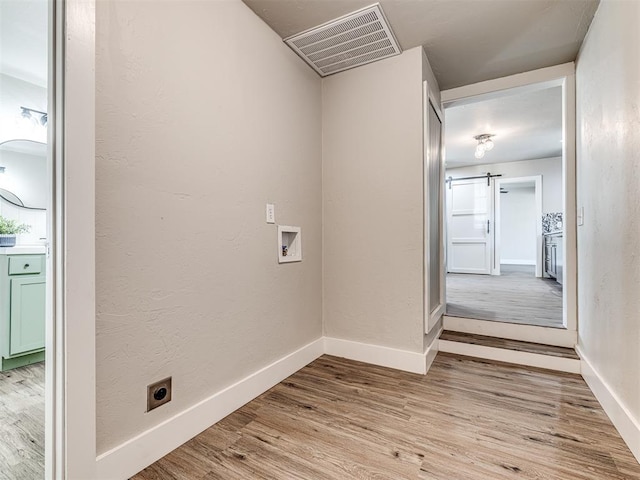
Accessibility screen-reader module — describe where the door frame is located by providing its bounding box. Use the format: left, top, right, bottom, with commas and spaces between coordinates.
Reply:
45, 0, 60, 476
441, 62, 577, 337
47, 0, 98, 478
423, 81, 446, 333
493, 175, 543, 277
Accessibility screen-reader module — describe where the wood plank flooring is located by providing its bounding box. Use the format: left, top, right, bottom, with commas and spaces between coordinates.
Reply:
0, 362, 45, 480
447, 264, 563, 328
440, 331, 579, 359
132, 354, 640, 480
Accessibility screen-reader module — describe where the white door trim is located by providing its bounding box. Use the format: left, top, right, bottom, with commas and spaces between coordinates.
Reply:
442, 62, 577, 335
441, 62, 575, 106
494, 175, 543, 277
424, 81, 446, 333
561, 71, 577, 332
61, 0, 98, 477
45, 1, 60, 476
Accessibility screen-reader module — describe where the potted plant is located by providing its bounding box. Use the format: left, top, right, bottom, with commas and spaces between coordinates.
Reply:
0, 216, 30, 247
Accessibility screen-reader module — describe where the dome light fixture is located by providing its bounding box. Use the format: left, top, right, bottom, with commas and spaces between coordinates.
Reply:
474, 134, 495, 159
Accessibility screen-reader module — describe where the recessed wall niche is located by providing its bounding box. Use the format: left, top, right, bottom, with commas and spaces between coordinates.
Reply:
278, 225, 302, 263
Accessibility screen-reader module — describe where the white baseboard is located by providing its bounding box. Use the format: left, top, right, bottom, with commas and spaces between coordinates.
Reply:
91, 332, 640, 480
95, 338, 325, 480
577, 345, 640, 463
438, 339, 580, 374
500, 259, 536, 265
324, 335, 439, 375
443, 316, 577, 347
424, 327, 442, 373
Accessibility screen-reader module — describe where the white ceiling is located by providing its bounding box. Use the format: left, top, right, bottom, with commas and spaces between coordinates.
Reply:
242, 0, 599, 89
0, 0, 49, 86
444, 86, 562, 168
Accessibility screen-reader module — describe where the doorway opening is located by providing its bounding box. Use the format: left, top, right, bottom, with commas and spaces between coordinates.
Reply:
0, 0, 58, 477
495, 176, 543, 278
442, 72, 574, 337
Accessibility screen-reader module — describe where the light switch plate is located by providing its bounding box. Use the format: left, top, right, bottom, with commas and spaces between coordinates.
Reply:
266, 204, 275, 224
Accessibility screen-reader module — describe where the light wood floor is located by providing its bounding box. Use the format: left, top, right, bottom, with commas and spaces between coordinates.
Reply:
133, 354, 640, 480
0, 362, 45, 480
446, 264, 564, 328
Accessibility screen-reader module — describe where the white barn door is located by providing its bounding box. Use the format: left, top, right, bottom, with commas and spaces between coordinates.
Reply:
446, 178, 493, 274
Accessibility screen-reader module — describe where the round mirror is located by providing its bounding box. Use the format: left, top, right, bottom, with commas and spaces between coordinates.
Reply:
0, 139, 47, 210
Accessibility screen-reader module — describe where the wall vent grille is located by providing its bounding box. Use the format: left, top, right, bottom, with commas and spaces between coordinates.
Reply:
284, 4, 402, 77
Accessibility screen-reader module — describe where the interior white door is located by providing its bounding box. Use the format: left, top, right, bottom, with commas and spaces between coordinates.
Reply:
447, 178, 493, 274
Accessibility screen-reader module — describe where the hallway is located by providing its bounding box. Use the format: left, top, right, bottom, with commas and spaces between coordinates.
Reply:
446, 265, 563, 328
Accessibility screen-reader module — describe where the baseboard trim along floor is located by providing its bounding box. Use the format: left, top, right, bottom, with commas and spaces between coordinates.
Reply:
95, 331, 639, 479
577, 345, 640, 463
95, 333, 443, 479
324, 332, 440, 375
131, 353, 640, 479
95, 338, 325, 480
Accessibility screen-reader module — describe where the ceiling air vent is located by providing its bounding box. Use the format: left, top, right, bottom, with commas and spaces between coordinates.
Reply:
284, 3, 402, 77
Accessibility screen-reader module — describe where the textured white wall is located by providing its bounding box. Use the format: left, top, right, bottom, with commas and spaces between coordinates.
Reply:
95, 0, 322, 453
576, 0, 640, 432
500, 186, 536, 263
446, 156, 562, 214
322, 47, 427, 352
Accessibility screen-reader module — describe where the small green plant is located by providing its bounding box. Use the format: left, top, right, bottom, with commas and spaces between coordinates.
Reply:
0, 216, 30, 235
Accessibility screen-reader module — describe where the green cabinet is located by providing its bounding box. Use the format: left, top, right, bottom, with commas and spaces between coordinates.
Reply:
9, 276, 46, 356
1, 254, 46, 371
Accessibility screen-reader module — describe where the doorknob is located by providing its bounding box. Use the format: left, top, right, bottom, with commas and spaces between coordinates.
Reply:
487, 220, 490, 234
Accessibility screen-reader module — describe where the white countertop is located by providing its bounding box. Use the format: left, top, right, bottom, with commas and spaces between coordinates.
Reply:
0, 245, 47, 255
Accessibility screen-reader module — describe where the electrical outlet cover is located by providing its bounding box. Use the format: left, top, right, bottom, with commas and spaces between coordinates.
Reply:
147, 377, 172, 412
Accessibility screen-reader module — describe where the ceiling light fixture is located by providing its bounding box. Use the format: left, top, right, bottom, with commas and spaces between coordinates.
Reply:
473, 134, 495, 159
20, 106, 48, 127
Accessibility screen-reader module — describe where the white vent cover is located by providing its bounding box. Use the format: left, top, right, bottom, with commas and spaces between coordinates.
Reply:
284, 3, 402, 77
